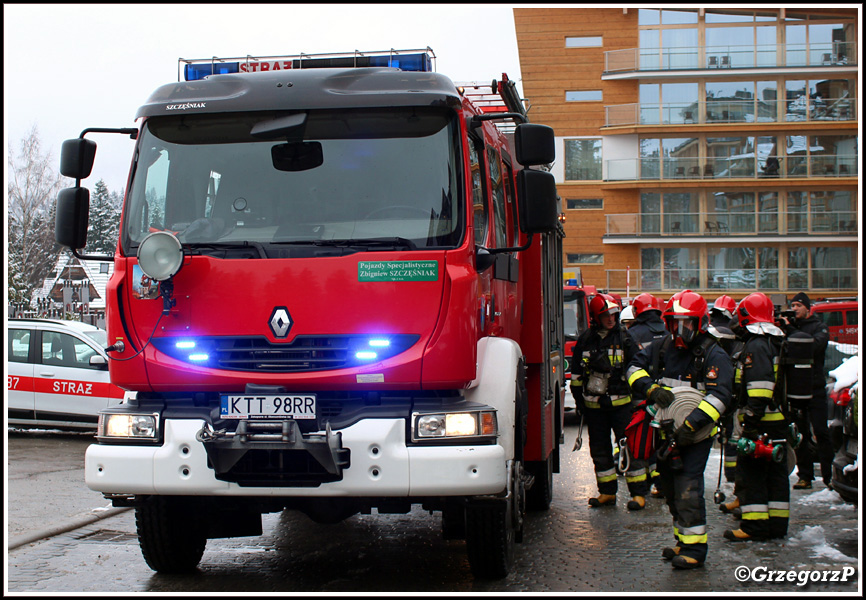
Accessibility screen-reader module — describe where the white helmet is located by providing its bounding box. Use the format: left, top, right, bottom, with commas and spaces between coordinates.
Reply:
620, 305, 635, 324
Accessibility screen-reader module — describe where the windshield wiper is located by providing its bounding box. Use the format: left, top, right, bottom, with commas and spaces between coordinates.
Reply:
272, 237, 418, 250
184, 241, 266, 258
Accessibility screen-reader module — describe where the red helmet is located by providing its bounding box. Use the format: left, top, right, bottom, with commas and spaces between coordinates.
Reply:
663, 290, 708, 347
633, 293, 662, 316
608, 293, 623, 308
711, 295, 737, 321
589, 293, 621, 324
736, 293, 775, 328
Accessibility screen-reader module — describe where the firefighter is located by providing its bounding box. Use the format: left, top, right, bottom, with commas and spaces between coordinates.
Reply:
627, 293, 666, 350
626, 290, 735, 569
778, 292, 832, 490
570, 293, 647, 510
626, 292, 667, 498
708, 295, 742, 494
723, 292, 788, 541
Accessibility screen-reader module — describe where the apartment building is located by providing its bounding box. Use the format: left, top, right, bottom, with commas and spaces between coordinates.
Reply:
514, 7, 858, 302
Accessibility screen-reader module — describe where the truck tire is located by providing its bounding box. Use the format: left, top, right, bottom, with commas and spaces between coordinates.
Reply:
136, 496, 207, 573
526, 455, 553, 511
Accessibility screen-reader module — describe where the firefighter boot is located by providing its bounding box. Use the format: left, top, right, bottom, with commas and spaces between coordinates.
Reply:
588, 494, 617, 507
723, 528, 755, 541
627, 496, 646, 511
719, 497, 740, 514
661, 546, 681, 561
671, 555, 703, 570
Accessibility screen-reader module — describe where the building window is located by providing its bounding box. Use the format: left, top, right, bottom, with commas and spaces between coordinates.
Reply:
100, 263, 110, 274
565, 139, 602, 181
567, 198, 603, 210
812, 247, 854, 289
566, 90, 603, 102
566, 36, 602, 47
567, 253, 604, 264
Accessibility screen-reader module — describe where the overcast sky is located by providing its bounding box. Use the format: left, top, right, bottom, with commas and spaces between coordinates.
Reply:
3, 3, 550, 194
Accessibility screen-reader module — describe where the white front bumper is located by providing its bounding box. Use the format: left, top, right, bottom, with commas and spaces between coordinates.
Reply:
86, 418, 506, 497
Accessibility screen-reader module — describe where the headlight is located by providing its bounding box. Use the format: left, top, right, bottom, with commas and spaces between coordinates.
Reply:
97, 413, 160, 442
412, 410, 497, 443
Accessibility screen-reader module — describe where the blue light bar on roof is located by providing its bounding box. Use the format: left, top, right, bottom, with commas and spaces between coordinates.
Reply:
182, 52, 432, 81
184, 62, 240, 82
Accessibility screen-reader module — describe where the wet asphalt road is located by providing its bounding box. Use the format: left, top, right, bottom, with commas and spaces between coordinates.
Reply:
5, 424, 861, 594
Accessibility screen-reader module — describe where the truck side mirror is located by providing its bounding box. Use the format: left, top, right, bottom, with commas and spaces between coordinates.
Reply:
60, 138, 97, 180
55, 187, 90, 249
517, 169, 558, 234
515, 123, 555, 166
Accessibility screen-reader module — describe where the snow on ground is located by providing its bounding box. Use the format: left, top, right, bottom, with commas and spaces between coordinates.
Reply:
788, 524, 858, 563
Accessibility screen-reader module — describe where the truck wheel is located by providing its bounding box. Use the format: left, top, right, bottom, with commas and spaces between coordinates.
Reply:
136, 496, 207, 573
526, 455, 554, 511
465, 460, 524, 579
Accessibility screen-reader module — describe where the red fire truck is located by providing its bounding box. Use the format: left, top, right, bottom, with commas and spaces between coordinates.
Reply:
55, 48, 564, 579
562, 276, 595, 414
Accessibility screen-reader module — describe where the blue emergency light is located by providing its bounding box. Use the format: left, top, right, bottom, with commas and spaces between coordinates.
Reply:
182, 51, 432, 81
184, 62, 240, 82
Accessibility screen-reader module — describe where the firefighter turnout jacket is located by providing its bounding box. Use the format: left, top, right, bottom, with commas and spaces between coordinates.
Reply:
627, 334, 735, 435
734, 327, 790, 539
571, 324, 639, 410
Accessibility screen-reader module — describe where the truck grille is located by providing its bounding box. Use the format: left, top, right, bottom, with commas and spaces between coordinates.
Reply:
151, 334, 418, 372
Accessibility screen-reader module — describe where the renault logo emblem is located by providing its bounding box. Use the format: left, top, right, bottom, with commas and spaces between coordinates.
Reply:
269, 307, 293, 338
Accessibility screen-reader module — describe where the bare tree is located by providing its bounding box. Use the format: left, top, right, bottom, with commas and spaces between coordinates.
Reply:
7, 125, 64, 303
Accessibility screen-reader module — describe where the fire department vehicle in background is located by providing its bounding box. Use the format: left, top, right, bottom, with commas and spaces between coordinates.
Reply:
55, 48, 565, 579
562, 275, 595, 416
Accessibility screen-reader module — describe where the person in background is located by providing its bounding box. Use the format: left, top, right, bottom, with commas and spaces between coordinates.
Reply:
708, 295, 743, 505
627, 293, 666, 350
723, 293, 789, 541
620, 304, 635, 328
778, 292, 832, 490
626, 290, 735, 570
626, 292, 668, 498
571, 294, 646, 510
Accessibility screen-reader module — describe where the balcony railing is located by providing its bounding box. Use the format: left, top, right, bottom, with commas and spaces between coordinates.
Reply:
605, 154, 857, 181
605, 42, 857, 73
605, 211, 858, 237
604, 267, 857, 294
605, 97, 857, 127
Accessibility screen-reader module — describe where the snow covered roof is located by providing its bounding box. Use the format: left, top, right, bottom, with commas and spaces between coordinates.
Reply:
32, 253, 114, 310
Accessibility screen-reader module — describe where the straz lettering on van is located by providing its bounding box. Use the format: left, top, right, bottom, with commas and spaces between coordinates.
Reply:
29, 376, 123, 398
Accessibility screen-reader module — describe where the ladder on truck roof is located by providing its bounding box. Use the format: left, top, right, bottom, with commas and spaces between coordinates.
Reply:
178, 47, 437, 81
456, 73, 530, 134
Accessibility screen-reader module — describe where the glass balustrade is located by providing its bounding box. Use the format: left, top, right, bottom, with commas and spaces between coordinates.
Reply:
602, 267, 856, 294
605, 42, 857, 73
604, 211, 857, 236
604, 155, 857, 181
605, 97, 856, 126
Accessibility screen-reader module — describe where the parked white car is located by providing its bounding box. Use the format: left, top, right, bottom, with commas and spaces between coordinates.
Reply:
7, 319, 126, 431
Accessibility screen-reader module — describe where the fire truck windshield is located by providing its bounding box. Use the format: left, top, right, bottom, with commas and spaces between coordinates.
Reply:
122, 107, 463, 255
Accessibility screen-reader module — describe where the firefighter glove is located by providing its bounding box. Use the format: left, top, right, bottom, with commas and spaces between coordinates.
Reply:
674, 422, 699, 446
648, 386, 675, 409
741, 427, 759, 441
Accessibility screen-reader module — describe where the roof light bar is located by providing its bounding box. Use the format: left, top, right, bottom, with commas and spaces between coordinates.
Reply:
179, 48, 436, 81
